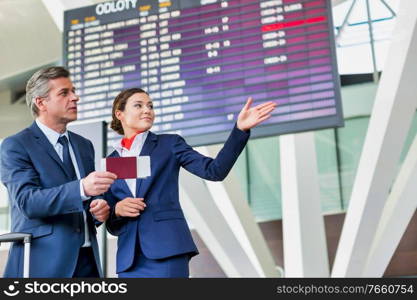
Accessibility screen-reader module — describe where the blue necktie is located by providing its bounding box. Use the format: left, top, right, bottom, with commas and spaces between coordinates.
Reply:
58, 135, 84, 234
58, 135, 77, 180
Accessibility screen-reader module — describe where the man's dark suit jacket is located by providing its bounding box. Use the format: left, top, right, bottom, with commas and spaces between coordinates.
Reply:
1, 122, 102, 277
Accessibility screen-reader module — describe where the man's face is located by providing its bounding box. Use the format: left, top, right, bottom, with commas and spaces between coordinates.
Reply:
38, 77, 79, 124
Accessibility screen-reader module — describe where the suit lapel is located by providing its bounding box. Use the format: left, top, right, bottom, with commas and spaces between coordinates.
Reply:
136, 132, 157, 198
29, 122, 71, 178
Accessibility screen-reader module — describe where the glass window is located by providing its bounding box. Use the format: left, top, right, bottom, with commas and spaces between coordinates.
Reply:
245, 136, 281, 222
315, 128, 343, 213
399, 111, 417, 165
336, 117, 369, 208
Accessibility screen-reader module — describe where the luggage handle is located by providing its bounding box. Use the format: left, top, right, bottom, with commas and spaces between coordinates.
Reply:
0, 232, 32, 244
0, 233, 32, 278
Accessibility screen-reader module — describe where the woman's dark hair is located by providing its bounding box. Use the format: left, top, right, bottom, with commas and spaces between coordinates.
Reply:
110, 88, 149, 135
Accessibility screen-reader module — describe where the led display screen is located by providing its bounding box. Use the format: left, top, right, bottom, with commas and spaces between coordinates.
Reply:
64, 0, 343, 146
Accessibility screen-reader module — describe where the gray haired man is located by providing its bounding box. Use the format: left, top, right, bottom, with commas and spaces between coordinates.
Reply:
1, 66, 117, 277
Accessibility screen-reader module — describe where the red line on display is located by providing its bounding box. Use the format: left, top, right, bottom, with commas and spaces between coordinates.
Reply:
262, 16, 327, 32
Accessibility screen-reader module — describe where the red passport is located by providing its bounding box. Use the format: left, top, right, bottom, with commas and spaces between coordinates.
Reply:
102, 156, 151, 179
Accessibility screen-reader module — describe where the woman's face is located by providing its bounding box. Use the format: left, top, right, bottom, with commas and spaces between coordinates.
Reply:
117, 92, 155, 134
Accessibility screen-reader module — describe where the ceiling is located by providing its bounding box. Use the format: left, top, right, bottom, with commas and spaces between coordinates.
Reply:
0, 0, 105, 93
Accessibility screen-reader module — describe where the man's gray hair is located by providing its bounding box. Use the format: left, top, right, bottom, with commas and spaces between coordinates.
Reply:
26, 66, 70, 117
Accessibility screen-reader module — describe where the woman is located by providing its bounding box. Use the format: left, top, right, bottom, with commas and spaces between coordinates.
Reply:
105, 88, 276, 278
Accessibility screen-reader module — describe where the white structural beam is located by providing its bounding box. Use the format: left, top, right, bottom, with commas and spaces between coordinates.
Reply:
363, 132, 417, 276
332, 1, 417, 277
179, 169, 262, 277
42, 0, 94, 32
202, 145, 280, 277
280, 132, 329, 277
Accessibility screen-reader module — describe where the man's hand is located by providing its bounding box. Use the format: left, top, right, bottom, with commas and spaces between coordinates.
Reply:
82, 171, 117, 196
89, 199, 110, 222
115, 197, 146, 218
237, 97, 277, 131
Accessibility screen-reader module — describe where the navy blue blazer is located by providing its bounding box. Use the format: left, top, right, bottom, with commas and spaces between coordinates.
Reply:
105, 125, 250, 273
0, 122, 102, 277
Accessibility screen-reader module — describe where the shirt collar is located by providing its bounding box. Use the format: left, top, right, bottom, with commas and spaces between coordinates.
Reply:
35, 119, 69, 146
113, 131, 149, 156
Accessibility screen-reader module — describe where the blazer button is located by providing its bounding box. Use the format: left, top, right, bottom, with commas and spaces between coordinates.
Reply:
75, 228, 81, 233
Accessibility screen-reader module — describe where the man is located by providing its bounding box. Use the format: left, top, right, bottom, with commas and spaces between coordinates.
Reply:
0, 66, 117, 277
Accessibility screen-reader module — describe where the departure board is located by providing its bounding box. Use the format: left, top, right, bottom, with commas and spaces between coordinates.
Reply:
64, 0, 343, 146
